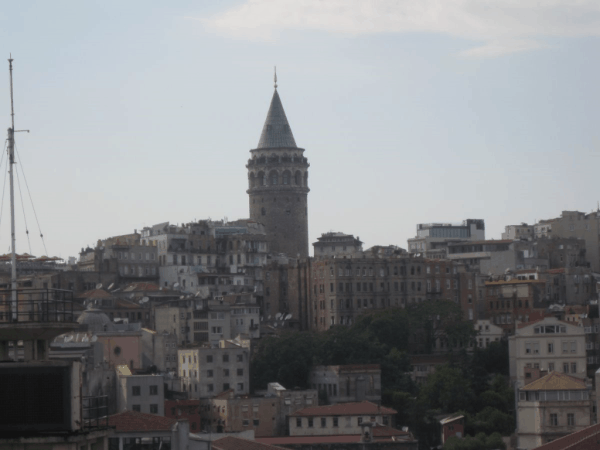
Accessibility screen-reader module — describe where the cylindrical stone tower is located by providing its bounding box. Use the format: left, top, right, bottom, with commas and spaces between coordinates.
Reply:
246, 87, 309, 258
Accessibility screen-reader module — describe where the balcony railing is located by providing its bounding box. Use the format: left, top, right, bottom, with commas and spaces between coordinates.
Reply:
0, 288, 75, 323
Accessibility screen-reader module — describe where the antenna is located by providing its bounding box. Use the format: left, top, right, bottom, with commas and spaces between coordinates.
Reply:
274, 66, 277, 89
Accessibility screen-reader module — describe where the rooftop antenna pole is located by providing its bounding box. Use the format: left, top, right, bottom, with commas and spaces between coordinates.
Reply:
274, 66, 277, 89
7, 54, 17, 319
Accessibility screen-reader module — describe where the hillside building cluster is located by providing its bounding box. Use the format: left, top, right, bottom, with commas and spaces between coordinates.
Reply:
4, 80, 600, 450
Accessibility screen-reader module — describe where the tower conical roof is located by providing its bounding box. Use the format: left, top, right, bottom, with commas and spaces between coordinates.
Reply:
257, 90, 297, 149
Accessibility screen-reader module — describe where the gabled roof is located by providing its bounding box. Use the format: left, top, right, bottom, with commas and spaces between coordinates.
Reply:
256, 89, 297, 149
290, 401, 396, 417
521, 371, 587, 391
108, 410, 177, 432
213, 436, 287, 450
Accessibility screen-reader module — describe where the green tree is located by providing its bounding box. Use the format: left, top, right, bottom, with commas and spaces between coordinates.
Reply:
250, 331, 315, 390
419, 365, 476, 413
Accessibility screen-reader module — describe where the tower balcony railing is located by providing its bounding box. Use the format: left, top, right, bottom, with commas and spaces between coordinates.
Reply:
0, 288, 75, 323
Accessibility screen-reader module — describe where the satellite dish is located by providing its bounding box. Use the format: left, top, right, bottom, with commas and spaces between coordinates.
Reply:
91, 335, 98, 342
174, 283, 180, 289
96, 283, 103, 289
82, 335, 89, 342
275, 313, 282, 320
273, 323, 277, 327
195, 291, 201, 297
108, 283, 114, 290
180, 295, 185, 299
64, 335, 73, 343
285, 314, 292, 320
129, 294, 135, 299
267, 315, 271, 320
140, 297, 149, 304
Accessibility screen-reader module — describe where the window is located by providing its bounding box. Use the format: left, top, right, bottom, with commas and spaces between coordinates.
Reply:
333, 417, 339, 427
548, 342, 554, 354
132, 386, 141, 396
207, 370, 213, 377
571, 362, 577, 374
150, 404, 158, 414
237, 383, 244, 391
242, 419, 249, 426
253, 419, 260, 426
568, 413, 575, 427
132, 404, 141, 412
236, 354, 243, 362
563, 362, 569, 373
548, 362, 554, 371
223, 383, 230, 391
358, 417, 363, 425
308, 418, 314, 428
296, 418, 302, 428
223, 354, 229, 363
150, 385, 158, 395
207, 384, 214, 392
207, 355, 213, 363
237, 368, 244, 376
550, 413, 558, 426
224, 369, 230, 377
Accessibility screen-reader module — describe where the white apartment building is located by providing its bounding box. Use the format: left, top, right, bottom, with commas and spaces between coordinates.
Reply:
509, 317, 586, 386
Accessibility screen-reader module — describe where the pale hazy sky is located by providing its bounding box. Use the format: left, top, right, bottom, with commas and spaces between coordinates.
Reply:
0, 1, 599, 259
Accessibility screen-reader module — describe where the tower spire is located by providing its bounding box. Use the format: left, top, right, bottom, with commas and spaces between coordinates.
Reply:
274, 66, 277, 89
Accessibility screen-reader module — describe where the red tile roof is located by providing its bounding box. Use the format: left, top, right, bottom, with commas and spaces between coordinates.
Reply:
78, 289, 113, 299
108, 410, 177, 432
212, 437, 287, 450
532, 422, 600, 450
290, 401, 396, 417
257, 436, 362, 445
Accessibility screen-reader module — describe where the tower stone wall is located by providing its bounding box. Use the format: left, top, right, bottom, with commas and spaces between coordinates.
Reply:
246, 89, 309, 258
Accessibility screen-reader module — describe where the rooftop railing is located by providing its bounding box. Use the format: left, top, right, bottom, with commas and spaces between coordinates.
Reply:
0, 288, 75, 323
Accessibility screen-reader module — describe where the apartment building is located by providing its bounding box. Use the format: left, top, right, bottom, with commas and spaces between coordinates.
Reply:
509, 317, 586, 385
517, 372, 591, 449
178, 346, 249, 399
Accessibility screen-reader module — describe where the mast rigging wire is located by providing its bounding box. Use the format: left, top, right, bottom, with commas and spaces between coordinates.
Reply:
14, 161, 32, 255
14, 143, 48, 256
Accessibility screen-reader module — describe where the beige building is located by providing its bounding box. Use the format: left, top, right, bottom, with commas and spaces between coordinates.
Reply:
178, 346, 249, 399
289, 401, 396, 436
475, 319, 503, 348
206, 383, 317, 436
537, 210, 600, 272
509, 317, 586, 386
313, 232, 363, 260
517, 372, 591, 450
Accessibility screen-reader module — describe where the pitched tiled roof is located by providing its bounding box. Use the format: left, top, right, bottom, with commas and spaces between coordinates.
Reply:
256, 90, 297, 149
532, 422, 600, 450
290, 401, 396, 417
78, 289, 113, 299
522, 372, 587, 391
212, 436, 287, 450
108, 410, 177, 432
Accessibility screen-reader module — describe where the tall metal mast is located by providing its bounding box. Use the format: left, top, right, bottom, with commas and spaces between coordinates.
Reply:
7, 55, 17, 318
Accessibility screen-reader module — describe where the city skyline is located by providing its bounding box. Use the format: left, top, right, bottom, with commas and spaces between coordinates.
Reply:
0, 1, 598, 259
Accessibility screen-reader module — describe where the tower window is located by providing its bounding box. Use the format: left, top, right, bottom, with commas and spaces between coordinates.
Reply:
261, 208, 266, 216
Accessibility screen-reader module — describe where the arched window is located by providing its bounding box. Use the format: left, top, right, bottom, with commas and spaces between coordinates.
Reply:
282, 171, 291, 185
258, 171, 265, 186
249, 173, 255, 188
304, 172, 308, 187
270, 171, 278, 185
295, 171, 301, 185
